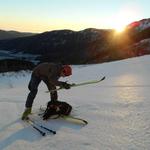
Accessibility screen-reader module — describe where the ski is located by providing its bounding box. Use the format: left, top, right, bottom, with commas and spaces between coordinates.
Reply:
61, 115, 88, 125
38, 107, 88, 125
26, 118, 56, 136
46, 76, 105, 93
70, 76, 105, 87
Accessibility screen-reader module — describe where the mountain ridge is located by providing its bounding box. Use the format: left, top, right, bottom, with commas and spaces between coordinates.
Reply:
0, 29, 36, 40
0, 18, 150, 72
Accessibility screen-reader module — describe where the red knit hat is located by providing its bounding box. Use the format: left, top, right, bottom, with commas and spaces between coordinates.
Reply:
62, 65, 72, 76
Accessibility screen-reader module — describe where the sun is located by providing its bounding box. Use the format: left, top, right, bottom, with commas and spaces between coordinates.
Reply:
112, 8, 138, 33
113, 14, 130, 33
114, 24, 126, 33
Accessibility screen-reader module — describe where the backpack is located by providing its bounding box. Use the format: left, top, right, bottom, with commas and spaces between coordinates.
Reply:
43, 101, 72, 120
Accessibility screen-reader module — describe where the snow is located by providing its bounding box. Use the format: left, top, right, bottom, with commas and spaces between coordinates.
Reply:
138, 19, 150, 31
0, 50, 40, 64
0, 55, 150, 150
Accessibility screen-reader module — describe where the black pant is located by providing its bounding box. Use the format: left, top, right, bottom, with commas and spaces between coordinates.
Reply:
25, 74, 58, 108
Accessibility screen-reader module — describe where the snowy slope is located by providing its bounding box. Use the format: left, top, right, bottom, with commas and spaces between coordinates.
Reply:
0, 55, 150, 150
127, 18, 150, 31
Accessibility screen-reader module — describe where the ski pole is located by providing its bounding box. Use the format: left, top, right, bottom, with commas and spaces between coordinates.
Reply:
29, 119, 56, 134
27, 120, 46, 136
39, 125, 56, 134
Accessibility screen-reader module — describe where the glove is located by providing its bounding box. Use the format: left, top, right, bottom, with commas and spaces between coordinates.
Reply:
21, 107, 32, 120
61, 82, 71, 89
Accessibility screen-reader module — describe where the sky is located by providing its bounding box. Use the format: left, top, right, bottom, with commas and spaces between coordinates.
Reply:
0, 0, 149, 33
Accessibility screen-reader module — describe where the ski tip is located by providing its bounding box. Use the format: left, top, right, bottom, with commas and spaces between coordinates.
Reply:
101, 76, 106, 81
42, 132, 46, 136
53, 131, 56, 134
83, 120, 88, 125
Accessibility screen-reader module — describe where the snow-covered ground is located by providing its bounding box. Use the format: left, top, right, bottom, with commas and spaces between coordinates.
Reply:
0, 50, 40, 64
0, 55, 150, 150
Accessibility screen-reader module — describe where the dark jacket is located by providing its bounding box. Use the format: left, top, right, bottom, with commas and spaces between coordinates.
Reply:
32, 63, 63, 86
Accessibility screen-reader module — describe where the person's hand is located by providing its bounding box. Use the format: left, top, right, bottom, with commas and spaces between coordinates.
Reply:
21, 107, 32, 120
61, 82, 71, 89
